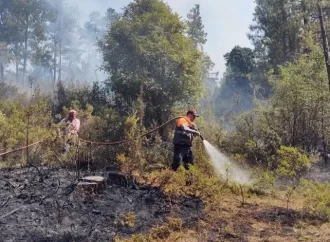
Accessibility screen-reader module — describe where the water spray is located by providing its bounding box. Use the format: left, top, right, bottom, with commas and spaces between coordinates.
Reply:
202, 140, 251, 184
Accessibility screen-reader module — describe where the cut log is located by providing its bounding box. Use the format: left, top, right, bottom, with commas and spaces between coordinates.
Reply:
77, 182, 99, 196
80, 176, 105, 183
77, 175, 105, 196
79, 176, 105, 191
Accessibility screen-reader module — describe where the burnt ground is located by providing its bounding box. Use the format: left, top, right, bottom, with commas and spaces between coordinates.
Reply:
0, 166, 203, 242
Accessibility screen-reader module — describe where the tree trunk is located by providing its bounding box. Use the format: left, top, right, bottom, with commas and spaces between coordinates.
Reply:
23, 16, 29, 84
15, 42, 19, 82
318, 2, 330, 90
281, 1, 288, 63
59, 40, 62, 81
302, 0, 309, 26
321, 103, 328, 165
53, 39, 57, 84
0, 62, 4, 80
302, 0, 310, 54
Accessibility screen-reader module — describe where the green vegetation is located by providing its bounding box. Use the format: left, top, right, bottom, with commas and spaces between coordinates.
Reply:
1, 0, 330, 241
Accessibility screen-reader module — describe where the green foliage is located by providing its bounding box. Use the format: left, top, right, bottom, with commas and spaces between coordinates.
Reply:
225, 110, 281, 168
0, 99, 51, 164
54, 81, 111, 117
0, 0, 55, 81
249, 0, 304, 70
302, 179, 330, 220
117, 114, 145, 175
186, 4, 207, 48
249, 170, 276, 196
214, 46, 256, 124
224, 46, 255, 79
101, 0, 204, 127
270, 47, 330, 150
276, 146, 311, 181
157, 165, 224, 200
227, 48, 330, 168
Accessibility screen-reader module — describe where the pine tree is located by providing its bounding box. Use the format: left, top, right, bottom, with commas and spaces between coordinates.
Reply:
186, 4, 207, 49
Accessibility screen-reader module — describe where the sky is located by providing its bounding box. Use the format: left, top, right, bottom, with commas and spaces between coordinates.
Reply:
67, 0, 255, 77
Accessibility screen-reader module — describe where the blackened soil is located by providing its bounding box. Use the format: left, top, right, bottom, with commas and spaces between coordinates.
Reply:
0, 167, 203, 242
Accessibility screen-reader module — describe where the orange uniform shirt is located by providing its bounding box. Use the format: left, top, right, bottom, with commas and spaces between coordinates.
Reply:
176, 116, 196, 129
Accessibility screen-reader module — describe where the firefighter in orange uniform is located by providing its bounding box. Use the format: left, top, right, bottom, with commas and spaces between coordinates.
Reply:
171, 110, 201, 170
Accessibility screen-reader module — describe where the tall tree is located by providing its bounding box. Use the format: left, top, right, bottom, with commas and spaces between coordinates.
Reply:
0, 43, 12, 80
1, 0, 54, 83
214, 46, 255, 121
186, 4, 207, 49
249, 0, 303, 72
224, 46, 255, 79
47, 0, 77, 83
317, 0, 330, 90
101, 0, 203, 127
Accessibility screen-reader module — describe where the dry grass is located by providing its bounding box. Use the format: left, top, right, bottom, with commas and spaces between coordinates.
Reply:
119, 170, 330, 242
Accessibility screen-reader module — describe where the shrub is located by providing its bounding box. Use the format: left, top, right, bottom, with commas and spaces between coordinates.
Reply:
116, 114, 146, 176
276, 145, 311, 182
302, 179, 330, 220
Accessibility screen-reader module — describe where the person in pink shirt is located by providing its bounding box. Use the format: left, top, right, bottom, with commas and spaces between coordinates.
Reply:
60, 109, 80, 134
60, 109, 80, 153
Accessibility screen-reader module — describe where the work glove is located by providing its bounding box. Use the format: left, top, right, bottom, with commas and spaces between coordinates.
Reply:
194, 131, 201, 136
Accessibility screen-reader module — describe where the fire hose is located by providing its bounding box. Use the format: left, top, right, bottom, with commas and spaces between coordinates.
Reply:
0, 116, 204, 156
79, 116, 204, 145
78, 116, 183, 145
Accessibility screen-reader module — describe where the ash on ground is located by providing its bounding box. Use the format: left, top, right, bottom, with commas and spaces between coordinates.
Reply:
0, 167, 203, 242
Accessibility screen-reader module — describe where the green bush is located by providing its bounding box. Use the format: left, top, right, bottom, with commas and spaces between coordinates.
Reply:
276, 145, 311, 182
302, 179, 330, 220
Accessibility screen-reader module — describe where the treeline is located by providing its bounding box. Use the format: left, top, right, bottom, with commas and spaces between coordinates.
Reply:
215, 0, 330, 165
0, 0, 119, 86
0, 0, 214, 168
2, 0, 330, 171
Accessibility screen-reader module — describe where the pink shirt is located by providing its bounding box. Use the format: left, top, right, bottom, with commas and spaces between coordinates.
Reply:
61, 117, 80, 134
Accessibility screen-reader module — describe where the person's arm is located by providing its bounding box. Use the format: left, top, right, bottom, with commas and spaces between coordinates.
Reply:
180, 125, 200, 136
177, 118, 200, 135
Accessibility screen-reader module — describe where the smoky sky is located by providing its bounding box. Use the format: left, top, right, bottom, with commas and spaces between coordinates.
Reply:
67, 0, 255, 77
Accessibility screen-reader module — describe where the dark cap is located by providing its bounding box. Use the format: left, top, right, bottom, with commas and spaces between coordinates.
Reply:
187, 110, 199, 117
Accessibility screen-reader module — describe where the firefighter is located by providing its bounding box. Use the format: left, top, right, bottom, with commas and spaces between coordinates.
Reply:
171, 110, 201, 171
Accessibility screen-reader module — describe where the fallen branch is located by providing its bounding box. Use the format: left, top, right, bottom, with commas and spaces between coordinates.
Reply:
0, 206, 24, 220
0, 197, 10, 208
27, 162, 43, 180
0, 141, 43, 157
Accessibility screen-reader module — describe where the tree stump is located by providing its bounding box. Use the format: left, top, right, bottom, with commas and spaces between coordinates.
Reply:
77, 176, 105, 196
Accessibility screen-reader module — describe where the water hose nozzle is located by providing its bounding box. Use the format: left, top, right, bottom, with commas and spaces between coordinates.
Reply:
200, 134, 204, 141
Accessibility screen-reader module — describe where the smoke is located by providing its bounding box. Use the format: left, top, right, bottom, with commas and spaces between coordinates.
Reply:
203, 140, 252, 184
44, 0, 110, 86
2, 0, 115, 92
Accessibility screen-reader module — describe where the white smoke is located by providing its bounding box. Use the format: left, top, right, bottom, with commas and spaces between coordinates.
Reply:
203, 140, 251, 184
